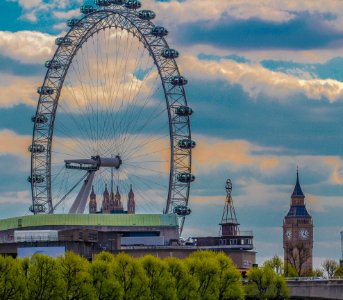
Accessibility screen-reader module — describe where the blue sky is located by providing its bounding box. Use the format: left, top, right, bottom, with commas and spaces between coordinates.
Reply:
1, 0, 343, 267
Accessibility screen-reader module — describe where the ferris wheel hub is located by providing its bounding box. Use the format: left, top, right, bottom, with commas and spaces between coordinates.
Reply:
65, 155, 122, 171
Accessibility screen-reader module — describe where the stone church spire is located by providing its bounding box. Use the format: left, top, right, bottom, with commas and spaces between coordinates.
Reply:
127, 184, 135, 214
89, 185, 97, 214
102, 184, 110, 214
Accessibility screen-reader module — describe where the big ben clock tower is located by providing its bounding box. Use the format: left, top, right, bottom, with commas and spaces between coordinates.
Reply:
283, 170, 313, 275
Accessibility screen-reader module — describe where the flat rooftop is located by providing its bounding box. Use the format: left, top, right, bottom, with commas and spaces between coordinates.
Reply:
0, 214, 178, 231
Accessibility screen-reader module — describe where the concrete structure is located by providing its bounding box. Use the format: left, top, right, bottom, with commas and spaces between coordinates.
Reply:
0, 213, 255, 270
287, 279, 343, 299
283, 171, 313, 275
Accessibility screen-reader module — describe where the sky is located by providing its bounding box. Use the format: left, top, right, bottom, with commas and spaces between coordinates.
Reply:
0, 0, 343, 268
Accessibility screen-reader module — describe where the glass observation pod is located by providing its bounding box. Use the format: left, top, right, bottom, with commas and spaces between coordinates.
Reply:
109, 0, 124, 4
161, 48, 179, 59
177, 172, 195, 183
45, 60, 62, 69
171, 76, 188, 86
138, 10, 156, 20
80, 5, 96, 14
37, 86, 54, 95
27, 174, 45, 183
174, 106, 193, 116
124, 0, 141, 9
151, 26, 168, 37
178, 139, 196, 149
173, 205, 191, 216
67, 19, 81, 27
31, 114, 48, 124
55, 37, 73, 46
95, 0, 112, 6
29, 204, 45, 213
28, 144, 45, 153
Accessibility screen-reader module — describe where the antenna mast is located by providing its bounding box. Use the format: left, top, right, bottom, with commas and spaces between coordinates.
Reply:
220, 179, 240, 236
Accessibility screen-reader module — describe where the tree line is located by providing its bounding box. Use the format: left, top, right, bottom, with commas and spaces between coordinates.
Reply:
0, 250, 290, 300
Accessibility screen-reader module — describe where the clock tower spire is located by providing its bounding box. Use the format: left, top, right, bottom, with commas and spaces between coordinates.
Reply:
283, 170, 313, 276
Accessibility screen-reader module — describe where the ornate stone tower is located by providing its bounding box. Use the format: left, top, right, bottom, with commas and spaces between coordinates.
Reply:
114, 186, 123, 212
283, 170, 313, 275
127, 184, 135, 214
102, 184, 110, 214
89, 186, 97, 214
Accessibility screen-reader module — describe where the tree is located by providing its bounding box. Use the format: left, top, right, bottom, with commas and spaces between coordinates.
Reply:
113, 253, 148, 300
215, 252, 244, 300
286, 243, 311, 276
245, 266, 289, 299
140, 255, 176, 300
322, 259, 339, 278
165, 257, 199, 300
334, 266, 343, 277
284, 263, 298, 278
58, 251, 95, 300
264, 256, 284, 276
185, 251, 220, 300
0, 255, 25, 300
25, 254, 65, 300
90, 252, 123, 300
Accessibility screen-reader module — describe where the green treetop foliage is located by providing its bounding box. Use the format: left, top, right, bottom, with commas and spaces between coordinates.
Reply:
113, 252, 148, 300
185, 251, 220, 300
322, 259, 339, 279
58, 252, 95, 300
0, 255, 25, 300
141, 255, 176, 300
25, 254, 65, 300
90, 252, 123, 300
0, 250, 249, 300
165, 257, 199, 300
245, 265, 290, 299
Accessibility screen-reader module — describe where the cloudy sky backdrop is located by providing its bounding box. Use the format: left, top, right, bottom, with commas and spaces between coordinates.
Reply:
1, 0, 343, 266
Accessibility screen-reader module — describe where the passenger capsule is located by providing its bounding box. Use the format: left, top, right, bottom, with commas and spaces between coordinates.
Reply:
55, 37, 73, 46
31, 114, 48, 124
95, 0, 111, 6
29, 204, 45, 213
45, 60, 62, 69
138, 10, 156, 20
28, 144, 45, 153
37, 86, 54, 95
80, 5, 96, 14
171, 76, 188, 86
161, 48, 179, 59
124, 0, 141, 9
67, 19, 81, 27
174, 106, 193, 116
151, 26, 168, 37
177, 172, 195, 183
178, 139, 196, 149
173, 205, 191, 216
109, 0, 124, 4
27, 174, 45, 183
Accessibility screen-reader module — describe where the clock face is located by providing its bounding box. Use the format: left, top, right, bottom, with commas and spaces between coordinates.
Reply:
285, 229, 292, 240
299, 229, 309, 240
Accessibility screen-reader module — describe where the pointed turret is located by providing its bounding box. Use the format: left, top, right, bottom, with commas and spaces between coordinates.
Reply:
287, 170, 310, 216
292, 169, 305, 198
109, 183, 115, 212
89, 185, 97, 214
115, 186, 123, 210
102, 184, 110, 214
127, 184, 135, 214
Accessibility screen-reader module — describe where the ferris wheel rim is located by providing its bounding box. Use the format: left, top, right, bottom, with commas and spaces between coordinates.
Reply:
29, 3, 194, 231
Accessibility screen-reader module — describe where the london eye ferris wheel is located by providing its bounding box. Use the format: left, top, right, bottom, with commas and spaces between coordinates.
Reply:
28, 0, 195, 230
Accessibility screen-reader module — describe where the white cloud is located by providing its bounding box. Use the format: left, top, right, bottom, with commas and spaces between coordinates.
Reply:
0, 30, 55, 63
180, 55, 343, 102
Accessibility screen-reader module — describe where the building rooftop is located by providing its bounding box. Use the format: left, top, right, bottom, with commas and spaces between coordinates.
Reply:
0, 214, 178, 231
292, 170, 305, 198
